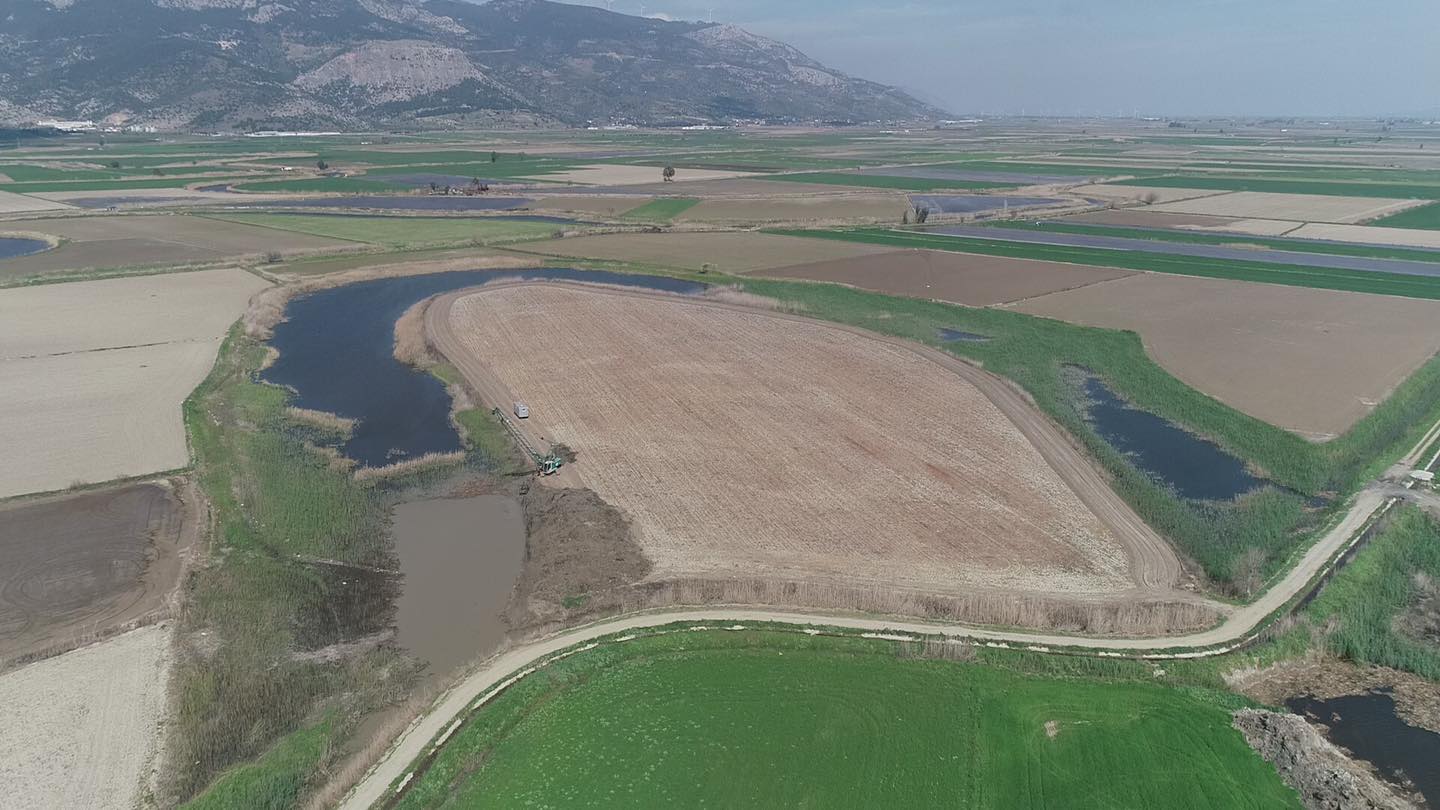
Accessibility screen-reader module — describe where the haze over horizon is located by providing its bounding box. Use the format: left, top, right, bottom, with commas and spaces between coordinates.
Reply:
529, 0, 1440, 119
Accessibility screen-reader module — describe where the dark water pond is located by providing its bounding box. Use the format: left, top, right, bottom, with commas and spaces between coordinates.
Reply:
265, 268, 705, 468
910, 194, 1063, 214
937, 328, 991, 343
1287, 690, 1440, 807
0, 237, 50, 260
1074, 371, 1265, 501
252, 195, 532, 212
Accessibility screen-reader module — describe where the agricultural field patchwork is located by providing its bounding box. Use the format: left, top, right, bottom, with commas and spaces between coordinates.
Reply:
677, 193, 911, 224
205, 212, 566, 248
532, 230, 895, 273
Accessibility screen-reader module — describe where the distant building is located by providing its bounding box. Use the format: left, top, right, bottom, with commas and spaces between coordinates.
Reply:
34, 119, 97, 132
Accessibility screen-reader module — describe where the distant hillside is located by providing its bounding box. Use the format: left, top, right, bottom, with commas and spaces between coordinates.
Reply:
0, 0, 945, 130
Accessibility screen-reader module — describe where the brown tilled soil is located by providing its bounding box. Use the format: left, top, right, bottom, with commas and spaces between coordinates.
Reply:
433, 283, 1173, 603
1063, 209, 1251, 229
1150, 191, 1425, 224
0, 481, 195, 668
0, 214, 349, 279
526, 195, 653, 217
759, 248, 1136, 306
529, 231, 893, 273
1015, 273, 1440, 439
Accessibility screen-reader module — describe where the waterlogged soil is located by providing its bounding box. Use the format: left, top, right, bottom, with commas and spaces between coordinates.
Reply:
937, 328, 991, 343
0, 237, 50, 260
391, 496, 524, 678
1069, 369, 1265, 501
1288, 690, 1440, 807
264, 268, 704, 468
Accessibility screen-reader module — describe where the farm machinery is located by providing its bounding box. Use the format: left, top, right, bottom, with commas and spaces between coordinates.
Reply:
492, 407, 564, 476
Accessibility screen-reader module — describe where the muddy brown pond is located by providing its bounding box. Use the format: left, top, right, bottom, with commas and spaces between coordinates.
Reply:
391, 495, 525, 677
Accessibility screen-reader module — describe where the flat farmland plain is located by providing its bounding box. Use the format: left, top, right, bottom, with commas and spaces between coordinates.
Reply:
532, 231, 894, 273
0, 625, 170, 810
760, 249, 1135, 306
0, 482, 189, 665
1016, 273, 1440, 438
1148, 191, 1425, 224
435, 284, 1177, 599
1286, 222, 1440, 250
0, 214, 348, 280
676, 194, 911, 224
0, 268, 268, 498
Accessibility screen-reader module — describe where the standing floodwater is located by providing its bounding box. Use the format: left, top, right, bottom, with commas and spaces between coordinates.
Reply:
391, 496, 525, 676
1287, 691, 1440, 807
1072, 370, 1265, 501
0, 237, 50, 260
264, 268, 704, 468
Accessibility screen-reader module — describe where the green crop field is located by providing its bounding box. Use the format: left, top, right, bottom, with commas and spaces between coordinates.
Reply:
770, 227, 1440, 300
1114, 175, 1440, 200
1372, 201, 1440, 230
393, 630, 1299, 810
205, 213, 563, 248
987, 220, 1440, 263
759, 172, 1018, 192
619, 197, 700, 221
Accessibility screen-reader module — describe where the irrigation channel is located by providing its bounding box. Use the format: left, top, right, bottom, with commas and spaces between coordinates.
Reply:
338, 304, 1440, 810
926, 224, 1440, 278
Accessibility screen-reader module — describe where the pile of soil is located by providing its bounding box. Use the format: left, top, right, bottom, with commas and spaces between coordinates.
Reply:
1233, 709, 1415, 810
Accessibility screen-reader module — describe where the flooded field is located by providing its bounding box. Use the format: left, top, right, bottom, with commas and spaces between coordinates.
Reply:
264, 268, 704, 468
0, 237, 50, 260
391, 496, 525, 677
1073, 370, 1265, 501
1288, 690, 1440, 807
937, 327, 991, 343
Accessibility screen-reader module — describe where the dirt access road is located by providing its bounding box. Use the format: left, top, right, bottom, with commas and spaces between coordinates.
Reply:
420, 281, 1186, 596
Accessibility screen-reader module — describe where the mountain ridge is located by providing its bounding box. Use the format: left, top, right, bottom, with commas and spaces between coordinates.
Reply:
0, 0, 945, 130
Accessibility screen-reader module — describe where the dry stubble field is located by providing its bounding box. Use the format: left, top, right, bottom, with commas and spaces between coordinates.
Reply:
438, 284, 1152, 599
0, 268, 269, 497
1148, 191, 1425, 223
1015, 273, 1440, 438
0, 624, 170, 810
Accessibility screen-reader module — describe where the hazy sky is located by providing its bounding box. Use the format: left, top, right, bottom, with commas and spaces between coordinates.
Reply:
544, 0, 1440, 117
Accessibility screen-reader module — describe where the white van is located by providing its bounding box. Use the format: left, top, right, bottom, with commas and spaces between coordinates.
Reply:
514, 401, 530, 419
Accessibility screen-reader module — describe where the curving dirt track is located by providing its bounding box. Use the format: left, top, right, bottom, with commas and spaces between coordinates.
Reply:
425, 281, 1189, 598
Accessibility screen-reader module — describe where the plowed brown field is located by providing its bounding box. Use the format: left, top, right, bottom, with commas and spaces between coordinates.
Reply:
431, 283, 1186, 601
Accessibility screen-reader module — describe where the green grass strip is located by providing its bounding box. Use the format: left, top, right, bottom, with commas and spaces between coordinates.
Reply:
620, 197, 700, 221
767, 227, 1440, 300
1371, 201, 1440, 230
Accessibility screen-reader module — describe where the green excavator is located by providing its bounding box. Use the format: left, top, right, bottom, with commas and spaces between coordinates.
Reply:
492, 407, 564, 476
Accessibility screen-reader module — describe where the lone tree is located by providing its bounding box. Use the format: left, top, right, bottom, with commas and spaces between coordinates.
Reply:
912, 205, 930, 224
491, 151, 499, 163
662, 165, 676, 182
316, 159, 329, 171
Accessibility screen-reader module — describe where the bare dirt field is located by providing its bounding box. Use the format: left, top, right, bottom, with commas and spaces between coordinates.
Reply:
676, 194, 911, 224
527, 164, 755, 186
526, 195, 652, 217
0, 189, 72, 214
759, 248, 1135, 306
1069, 184, 1231, 205
1149, 191, 1426, 224
1015, 274, 1440, 438
530, 231, 894, 273
0, 624, 170, 810
0, 214, 350, 279
0, 268, 268, 498
1286, 222, 1440, 250
0, 481, 193, 666
432, 283, 1184, 601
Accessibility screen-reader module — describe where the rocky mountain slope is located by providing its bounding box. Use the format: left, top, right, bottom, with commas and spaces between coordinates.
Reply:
0, 0, 944, 130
